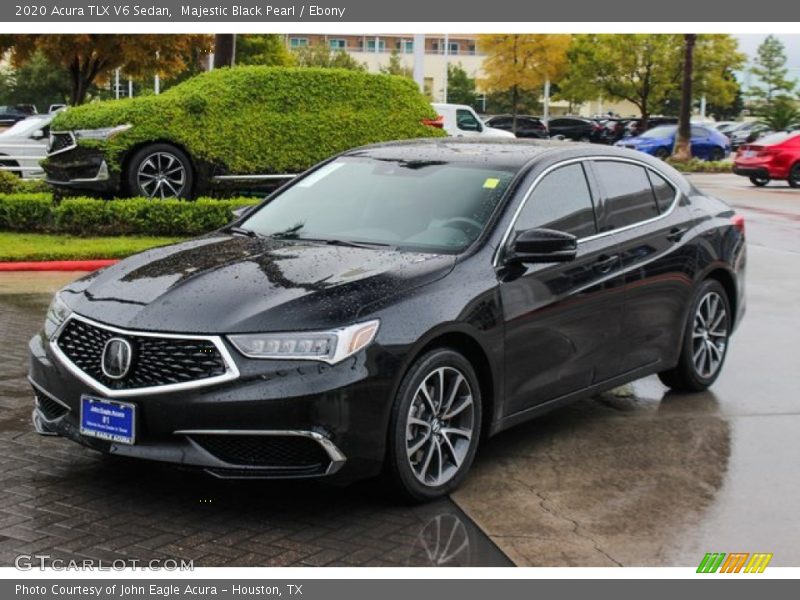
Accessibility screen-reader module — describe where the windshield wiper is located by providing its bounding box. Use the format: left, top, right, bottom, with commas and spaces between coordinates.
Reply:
323, 238, 393, 249
229, 226, 258, 237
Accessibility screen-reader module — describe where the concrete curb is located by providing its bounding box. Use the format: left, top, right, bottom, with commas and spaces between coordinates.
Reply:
0, 259, 118, 272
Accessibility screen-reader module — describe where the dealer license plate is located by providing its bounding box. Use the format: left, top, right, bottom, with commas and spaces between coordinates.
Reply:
79, 395, 136, 445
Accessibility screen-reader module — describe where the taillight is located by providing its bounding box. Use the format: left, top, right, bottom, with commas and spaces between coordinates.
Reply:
731, 214, 745, 236
422, 115, 444, 129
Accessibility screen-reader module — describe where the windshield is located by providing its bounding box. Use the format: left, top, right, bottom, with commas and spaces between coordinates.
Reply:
241, 156, 517, 253
639, 125, 676, 139
0, 115, 51, 137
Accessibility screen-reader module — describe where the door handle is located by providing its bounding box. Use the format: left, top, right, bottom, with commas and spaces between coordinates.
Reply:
666, 226, 688, 242
594, 254, 619, 273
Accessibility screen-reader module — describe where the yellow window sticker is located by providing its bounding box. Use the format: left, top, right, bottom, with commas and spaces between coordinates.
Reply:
483, 178, 500, 189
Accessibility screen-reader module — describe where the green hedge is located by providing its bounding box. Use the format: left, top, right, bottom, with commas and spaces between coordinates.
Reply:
666, 158, 733, 173
52, 67, 444, 176
0, 171, 52, 194
0, 194, 259, 236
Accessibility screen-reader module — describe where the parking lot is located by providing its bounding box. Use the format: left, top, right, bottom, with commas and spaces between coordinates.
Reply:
0, 173, 798, 567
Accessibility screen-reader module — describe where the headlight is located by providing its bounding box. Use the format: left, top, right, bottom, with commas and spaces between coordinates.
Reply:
228, 320, 380, 364
73, 124, 132, 141
44, 292, 72, 337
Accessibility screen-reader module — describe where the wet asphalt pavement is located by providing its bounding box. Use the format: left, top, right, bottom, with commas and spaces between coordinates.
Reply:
1, 173, 798, 567
454, 173, 800, 566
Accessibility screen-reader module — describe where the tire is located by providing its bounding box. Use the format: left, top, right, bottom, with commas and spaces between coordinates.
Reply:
0, 158, 21, 178
125, 143, 194, 199
658, 279, 732, 393
654, 147, 670, 160
750, 175, 769, 187
579, 135, 591, 143
386, 348, 482, 502
789, 163, 800, 188
708, 147, 724, 162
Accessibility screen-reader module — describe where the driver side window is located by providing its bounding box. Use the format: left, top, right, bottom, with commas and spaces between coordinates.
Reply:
456, 109, 482, 132
514, 163, 598, 239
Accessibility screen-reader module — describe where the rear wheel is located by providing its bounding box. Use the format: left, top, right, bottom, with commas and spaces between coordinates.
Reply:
789, 163, 800, 188
386, 349, 482, 502
0, 157, 21, 179
708, 147, 725, 161
654, 147, 670, 160
749, 175, 769, 187
658, 280, 731, 392
126, 143, 194, 199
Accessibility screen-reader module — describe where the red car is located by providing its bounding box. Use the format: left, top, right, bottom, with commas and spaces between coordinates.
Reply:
733, 131, 800, 187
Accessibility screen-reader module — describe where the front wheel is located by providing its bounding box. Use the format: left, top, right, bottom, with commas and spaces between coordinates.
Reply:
658, 280, 731, 392
788, 163, 800, 188
126, 143, 194, 199
386, 349, 482, 502
750, 175, 769, 187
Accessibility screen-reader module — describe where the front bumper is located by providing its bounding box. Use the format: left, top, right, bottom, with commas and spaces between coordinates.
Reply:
28, 320, 399, 481
42, 145, 118, 193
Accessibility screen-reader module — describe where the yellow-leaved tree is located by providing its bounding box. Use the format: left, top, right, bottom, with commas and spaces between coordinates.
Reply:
478, 34, 571, 132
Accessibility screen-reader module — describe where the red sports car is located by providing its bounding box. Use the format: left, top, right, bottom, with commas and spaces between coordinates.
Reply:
733, 131, 800, 187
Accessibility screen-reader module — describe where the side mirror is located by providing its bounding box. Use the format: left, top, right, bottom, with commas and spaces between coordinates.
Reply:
507, 228, 577, 264
31, 129, 47, 140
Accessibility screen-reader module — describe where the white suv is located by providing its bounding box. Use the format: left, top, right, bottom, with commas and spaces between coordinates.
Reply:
431, 103, 515, 139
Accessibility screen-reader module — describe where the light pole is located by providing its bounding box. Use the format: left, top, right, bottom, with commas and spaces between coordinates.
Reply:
443, 34, 449, 102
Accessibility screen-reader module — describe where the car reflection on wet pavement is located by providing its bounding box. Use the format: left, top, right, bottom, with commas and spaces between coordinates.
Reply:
0, 283, 510, 567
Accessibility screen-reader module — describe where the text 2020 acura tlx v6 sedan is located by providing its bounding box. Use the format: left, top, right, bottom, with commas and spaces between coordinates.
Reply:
29, 139, 746, 501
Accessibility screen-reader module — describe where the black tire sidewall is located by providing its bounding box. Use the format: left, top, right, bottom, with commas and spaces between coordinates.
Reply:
750, 176, 769, 187
387, 348, 482, 502
709, 147, 724, 161
789, 163, 800, 188
655, 148, 669, 159
126, 143, 194, 199
677, 279, 732, 390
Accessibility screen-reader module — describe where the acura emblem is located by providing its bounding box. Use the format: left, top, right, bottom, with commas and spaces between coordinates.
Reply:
101, 337, 133, 380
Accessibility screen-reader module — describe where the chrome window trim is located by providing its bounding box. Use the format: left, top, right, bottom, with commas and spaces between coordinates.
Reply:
175, 429, 347, 475
493, 155, 681, 267
50, 312, 240, 398
47, 131, 77, 156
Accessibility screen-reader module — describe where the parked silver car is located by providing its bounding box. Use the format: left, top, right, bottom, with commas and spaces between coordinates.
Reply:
0, 114, 53, 179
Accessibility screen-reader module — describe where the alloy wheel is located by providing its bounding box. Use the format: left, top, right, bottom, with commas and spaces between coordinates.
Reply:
691, 291, 728, 379
137, 151, 186, 198
405, 366, 475, 487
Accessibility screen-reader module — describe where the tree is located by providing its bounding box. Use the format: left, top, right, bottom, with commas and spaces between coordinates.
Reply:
707, 70, 744, 121
236, 34, 293, 67
1, 35, 212, 105
446, 64, 478, 107
673, 34, 697, 162
484, 88, 541, 116
561, 34, 744, 129
759, 96, 800, 130
380, 51, 412, 78
749, 35, 796, 105
478, 34, 570, 132
0, 50, 72, 110
292, 44, 366, 71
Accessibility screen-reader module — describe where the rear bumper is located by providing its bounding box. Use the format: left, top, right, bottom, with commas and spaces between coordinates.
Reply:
733, 166, 771, 179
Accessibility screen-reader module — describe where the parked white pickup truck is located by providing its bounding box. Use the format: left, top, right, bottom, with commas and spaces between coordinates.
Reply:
431, 103, 515, 139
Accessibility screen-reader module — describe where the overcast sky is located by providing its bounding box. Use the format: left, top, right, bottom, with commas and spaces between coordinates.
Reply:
736, 34, 800, 84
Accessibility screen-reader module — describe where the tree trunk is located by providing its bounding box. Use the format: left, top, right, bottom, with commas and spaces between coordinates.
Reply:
511, 85, 519, 134
214, 34, 236, 68
673, 34, 696, 162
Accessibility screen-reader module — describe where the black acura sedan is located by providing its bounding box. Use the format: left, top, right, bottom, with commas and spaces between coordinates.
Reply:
29, 139, 746, 501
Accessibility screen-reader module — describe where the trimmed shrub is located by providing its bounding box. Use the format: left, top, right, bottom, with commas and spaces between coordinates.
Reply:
0, 172, 52, 195
0, 194, 259, 237
52, 67, 445, 177
666, 158, 732, 173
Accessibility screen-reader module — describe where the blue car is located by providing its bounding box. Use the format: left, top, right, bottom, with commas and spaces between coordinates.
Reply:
615, 124, 731, 161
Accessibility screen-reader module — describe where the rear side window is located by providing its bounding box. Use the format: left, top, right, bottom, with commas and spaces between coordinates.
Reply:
647, 170, 677, 213
593, 161, 659, 230
515, 163, 597, 238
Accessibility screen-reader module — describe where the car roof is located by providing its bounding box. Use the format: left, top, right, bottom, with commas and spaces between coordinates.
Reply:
344, 137, 676, 172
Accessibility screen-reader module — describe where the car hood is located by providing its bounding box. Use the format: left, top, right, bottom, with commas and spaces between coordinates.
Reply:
62, 235, 456, 334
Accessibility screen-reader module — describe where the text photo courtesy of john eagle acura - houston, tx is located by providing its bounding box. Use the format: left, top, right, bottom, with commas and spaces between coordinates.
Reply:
0, 25, 798, 572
